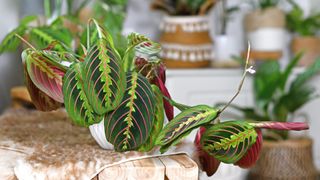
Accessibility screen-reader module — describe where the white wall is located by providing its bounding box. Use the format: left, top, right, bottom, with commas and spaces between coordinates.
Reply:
0, 0, 23, 112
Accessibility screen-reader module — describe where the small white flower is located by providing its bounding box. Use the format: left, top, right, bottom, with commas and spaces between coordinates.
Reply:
246, 66, 256, 74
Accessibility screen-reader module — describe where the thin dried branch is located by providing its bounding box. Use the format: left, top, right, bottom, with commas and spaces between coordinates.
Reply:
219, 43, 253, 114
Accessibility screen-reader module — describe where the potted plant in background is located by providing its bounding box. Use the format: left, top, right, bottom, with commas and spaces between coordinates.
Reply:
213, 0, 240, 68
224, 54, 320, 179
0, 0, 87, 55
286, 0, 320, 66
151, 0, 216, 68
244, 0, 286, 60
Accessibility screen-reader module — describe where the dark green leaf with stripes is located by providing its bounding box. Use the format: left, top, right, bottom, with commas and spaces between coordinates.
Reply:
82, 38, 125, 115
201, 121, 258, 164
138, 85, 164, 152
156, 105, 218, 153
124, 33, 156, 71
63, 63, 100, 127
128, 33, 150, 47
104, 72, 156, 151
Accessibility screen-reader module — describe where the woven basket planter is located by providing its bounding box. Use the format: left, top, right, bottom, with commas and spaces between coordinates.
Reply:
159, 16, 213, 68
249, 138, 317, 180
291, 36, 320, 66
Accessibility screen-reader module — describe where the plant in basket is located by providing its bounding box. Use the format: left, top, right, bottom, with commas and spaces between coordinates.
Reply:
286, 0, 320, 66
14, 18, 311, 177
223, 54, 320, 179
151, 0, 216, 68
244, 0, 286, 60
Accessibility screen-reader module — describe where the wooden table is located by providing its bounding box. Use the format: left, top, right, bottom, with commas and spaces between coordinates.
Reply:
0, 103, 199, 180
94, 154, 198, 180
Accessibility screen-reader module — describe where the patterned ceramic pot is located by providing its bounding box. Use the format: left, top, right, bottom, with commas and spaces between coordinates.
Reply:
159, 16, 213, 68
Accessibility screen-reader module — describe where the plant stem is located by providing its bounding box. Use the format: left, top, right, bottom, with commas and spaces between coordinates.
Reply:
220, 0, 227, 35
55, 0, 63, 17
15, 34, 36, 51
44, 0, 51, 18
67, 0, 73, 16
219, 43, 251, 113
138, 63, 150, 74
86, 20, 90, 49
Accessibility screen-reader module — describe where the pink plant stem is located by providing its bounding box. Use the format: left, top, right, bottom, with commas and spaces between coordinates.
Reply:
250, 122, 309, 131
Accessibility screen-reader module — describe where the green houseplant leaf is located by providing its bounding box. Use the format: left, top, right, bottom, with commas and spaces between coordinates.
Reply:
201, 120, 258, 164
104, 72, 156, 151
22, 49, 62, 111
273, 58, 320, 121
290, 58, 320, 92
254, 61, 281, 112
82, 38, 126, 115
156, 105, 218, 153
25, 51, 66, 103
138, 85, 164, 151
29, 27, 72, 51
0, 26, 27, 54
279, 53, 302, 90
123, 33, 158, 71
63, 62, 101, 127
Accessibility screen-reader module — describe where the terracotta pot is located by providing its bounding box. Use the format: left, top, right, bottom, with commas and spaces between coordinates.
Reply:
291, 36, 320, 66
249, 138, 317, 180
244, 7, 286, 59
159, 16, 213, 68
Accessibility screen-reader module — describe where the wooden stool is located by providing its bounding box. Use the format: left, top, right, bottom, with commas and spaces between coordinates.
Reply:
10, 86, 34, 109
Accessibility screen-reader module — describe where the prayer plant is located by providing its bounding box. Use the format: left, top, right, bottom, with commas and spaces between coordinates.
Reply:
18, 19, 309, 176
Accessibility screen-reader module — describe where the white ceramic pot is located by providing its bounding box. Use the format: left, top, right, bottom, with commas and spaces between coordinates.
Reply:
247, 28, 286, 51
214, 35, 240, 62
89, 118, 114, 149
244, 7, 286, 53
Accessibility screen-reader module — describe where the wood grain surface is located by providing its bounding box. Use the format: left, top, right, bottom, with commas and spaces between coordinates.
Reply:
97, 154, 198, 180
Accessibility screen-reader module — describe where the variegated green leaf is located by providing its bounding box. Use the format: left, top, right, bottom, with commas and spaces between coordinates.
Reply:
41, 50, 78, 70
156, 105, 218, 153
87, 19, 119, 54
25, 51, 65, 103
82, 38, 125, 115
22, 49, 62, 111
104, 72, 156, 151
201, 121, 258, 164
128, 33, 150, 47
134, 41, 161, 65
138, 85, 164, 152
63, 63, 100, 127
124, 33, 157, 71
